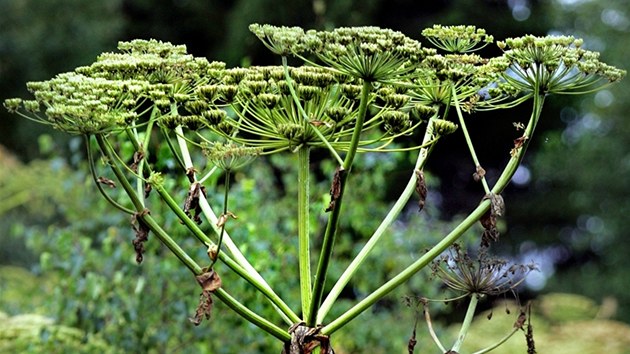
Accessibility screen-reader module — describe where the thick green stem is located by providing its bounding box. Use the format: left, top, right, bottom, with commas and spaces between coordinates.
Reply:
451, 293, 480, 352
213, 288, 291, 342
321, 93, 547, 335
297, 147, 312, 319
317, 115, 439, 323
307, 80, 373, 326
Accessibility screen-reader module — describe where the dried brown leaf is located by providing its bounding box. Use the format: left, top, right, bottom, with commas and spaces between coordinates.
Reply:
131, 209, 151, 264
184, 182, 206, 224
97, 176, 116, 188
195, 269, 222, 292
189, 291, 214, 326
130, 150, 144, 173
144, 183, 152, 198
415, 169, 427, 212
514, 309, 527, 329
325, 167, 344, 212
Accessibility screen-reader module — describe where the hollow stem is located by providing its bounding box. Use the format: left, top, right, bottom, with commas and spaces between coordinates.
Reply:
297, 146, 313, 319
307, 79, 373, 326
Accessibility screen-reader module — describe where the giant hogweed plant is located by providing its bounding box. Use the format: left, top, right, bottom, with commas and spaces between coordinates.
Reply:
5, 24, 624, 353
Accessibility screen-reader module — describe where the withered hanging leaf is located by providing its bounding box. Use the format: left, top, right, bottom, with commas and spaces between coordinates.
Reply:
195, 268, 223, 292
97, 176, 117, 188
473, 165, 486, 182
189, 290, 214, 326
415, 169, 428, 212
130, 209, 151, 264
407, 319, 418, 354
480, 193, 504, 247
481, 192, 505, 218
190, 269, 222, 326
490, 194, 505, 217
183, 182, 206, 224
130, 150, 145, 173
480, 210, 499, 247
325, 167, 345, 212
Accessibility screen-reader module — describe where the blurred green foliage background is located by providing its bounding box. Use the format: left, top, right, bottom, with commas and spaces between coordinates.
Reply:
1, 0, 629, 352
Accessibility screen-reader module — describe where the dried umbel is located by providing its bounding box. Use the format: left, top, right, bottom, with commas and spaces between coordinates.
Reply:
431, 244, 537, 297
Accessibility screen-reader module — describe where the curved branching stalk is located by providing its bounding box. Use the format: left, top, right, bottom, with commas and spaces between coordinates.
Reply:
171, 125, 300, 324
317, 113, 440, 323
321, 89, 546, 336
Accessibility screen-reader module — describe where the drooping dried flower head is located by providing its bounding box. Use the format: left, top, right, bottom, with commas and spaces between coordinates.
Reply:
431, 244, 537, 297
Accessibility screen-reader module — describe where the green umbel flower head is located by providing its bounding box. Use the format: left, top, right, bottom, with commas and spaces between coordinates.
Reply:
422, 25, 494, 53
495, 35, 626, 95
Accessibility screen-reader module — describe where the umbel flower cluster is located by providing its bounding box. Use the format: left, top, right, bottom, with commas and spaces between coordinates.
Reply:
5, 26, 624, 154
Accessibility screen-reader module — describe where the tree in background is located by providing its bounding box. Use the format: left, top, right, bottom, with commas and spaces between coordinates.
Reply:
507, 0, 630, 319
